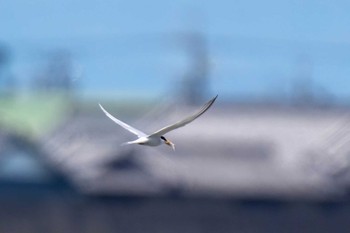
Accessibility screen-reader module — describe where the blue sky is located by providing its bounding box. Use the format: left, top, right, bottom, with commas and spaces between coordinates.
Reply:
1, 0, 350, 101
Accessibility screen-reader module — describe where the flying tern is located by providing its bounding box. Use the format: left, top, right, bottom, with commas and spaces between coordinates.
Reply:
99, 95, 218, 150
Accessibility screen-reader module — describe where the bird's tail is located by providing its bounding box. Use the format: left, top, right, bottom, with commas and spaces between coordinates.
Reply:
121, 140, 139, 146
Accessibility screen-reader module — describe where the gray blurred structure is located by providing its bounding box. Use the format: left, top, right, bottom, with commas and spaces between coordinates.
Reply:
43, 103, 350, 199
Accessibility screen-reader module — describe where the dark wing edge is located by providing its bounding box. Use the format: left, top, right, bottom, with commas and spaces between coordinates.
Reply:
151, 95, 218, 136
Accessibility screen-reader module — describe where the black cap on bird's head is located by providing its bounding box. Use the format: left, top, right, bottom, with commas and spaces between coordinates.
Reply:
160, 136, 175, 150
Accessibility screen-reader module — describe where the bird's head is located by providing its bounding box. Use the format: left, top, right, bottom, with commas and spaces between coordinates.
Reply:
161, 136, 175, 150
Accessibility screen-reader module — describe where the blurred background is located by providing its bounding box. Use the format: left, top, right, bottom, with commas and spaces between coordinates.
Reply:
1, 0, 350, 232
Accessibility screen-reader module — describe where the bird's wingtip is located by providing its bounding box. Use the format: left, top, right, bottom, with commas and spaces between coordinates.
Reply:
209, 94, 218, 104
98, 103, 105, 111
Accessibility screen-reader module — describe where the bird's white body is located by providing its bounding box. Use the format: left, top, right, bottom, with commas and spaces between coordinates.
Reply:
125, 136, 162, 147
99, 95, 217, 150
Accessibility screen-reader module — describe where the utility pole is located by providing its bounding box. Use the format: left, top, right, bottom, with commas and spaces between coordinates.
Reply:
0, 44, 15, 97
180, 31, 210, 105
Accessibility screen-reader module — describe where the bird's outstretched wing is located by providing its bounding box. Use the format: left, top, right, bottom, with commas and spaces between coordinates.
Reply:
99, 103, 147, 137
150, 95, 218, 137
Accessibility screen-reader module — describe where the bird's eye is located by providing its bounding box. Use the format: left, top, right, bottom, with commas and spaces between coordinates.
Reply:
160, 136, 166, 141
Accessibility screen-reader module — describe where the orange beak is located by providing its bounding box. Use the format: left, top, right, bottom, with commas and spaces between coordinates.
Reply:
165, 140, 175, 150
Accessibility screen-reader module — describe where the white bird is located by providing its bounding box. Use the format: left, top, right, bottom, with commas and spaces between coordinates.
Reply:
99, 95, 218, 150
